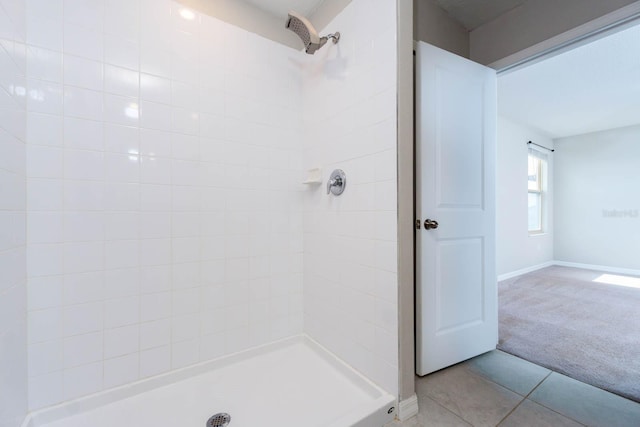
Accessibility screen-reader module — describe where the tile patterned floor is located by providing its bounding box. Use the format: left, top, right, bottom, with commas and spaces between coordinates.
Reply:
389, 350, 640, 427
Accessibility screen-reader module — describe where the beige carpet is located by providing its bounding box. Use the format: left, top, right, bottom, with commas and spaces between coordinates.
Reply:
498, 266, 640, 403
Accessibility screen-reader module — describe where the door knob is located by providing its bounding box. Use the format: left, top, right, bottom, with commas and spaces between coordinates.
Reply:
424, 219, 438, 230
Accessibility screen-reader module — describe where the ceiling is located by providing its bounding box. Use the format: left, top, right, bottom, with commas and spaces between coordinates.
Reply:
498, 23, 640, 139
435, 0, 525, 30
240, 0, 526, 31
242, 0, 325, 18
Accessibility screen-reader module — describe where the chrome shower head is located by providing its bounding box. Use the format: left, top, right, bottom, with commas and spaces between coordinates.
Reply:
285, 10, 340, 55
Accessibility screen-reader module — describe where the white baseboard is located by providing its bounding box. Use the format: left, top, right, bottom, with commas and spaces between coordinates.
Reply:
397, 393, 419, 421
498, 260, 640, 282
553, 261, 640, 277
498, 261, 555, 281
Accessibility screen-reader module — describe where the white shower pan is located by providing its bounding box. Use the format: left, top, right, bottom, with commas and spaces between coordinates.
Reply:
24, 336, 396, 427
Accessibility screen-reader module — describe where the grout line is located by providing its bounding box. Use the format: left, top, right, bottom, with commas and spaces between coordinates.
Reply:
496, 370, 589, 427
526, 370, 553, 399
421, 395, 473, 427
420, 367, 521, 427
517, 368, 553, 401
495, 399, 525, 427
523, 371, 589, 426
495, 370, 552, 426
457, 360, 527, 396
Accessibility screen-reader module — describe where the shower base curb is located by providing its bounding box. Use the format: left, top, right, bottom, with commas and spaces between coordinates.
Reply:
22, 334, 395, 427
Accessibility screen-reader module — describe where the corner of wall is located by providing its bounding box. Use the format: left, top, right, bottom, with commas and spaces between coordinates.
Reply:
177, 0, 357, 53
176, 0, 301, 49
309, 0, 353, 34
413, 0, 470, 58
552, 125, 640, 271
301, 0, 400, 398
496, 117, 555, 276
397, 0, 416, 404
0, 0, 28, 426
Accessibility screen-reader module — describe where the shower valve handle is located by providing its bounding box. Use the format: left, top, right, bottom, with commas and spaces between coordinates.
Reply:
326, 177, 341, 194
326, 169, 347, 196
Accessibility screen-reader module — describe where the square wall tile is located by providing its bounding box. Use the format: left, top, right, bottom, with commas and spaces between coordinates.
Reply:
104, 353, 139, 389
62, 361, 102, 400
28, 371, 63, 410
62, 332, 103, 369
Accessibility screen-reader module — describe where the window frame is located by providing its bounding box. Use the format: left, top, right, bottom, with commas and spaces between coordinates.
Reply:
528, 154, 544, 235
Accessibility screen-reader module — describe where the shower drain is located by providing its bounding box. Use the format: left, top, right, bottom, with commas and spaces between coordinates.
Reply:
206, 413, 231, 427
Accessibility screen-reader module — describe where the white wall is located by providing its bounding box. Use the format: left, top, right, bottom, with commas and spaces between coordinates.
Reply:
0, 0, 28, 426
177, 0, 301, 49
414, 0, 469, 58
25, 0, 304, 409
302, 0, 399, 395
554, 125, 640, 271
470, 0, 637, 65
497, 117, 554, 276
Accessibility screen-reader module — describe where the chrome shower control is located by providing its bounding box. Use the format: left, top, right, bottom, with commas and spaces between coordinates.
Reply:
327, 169, 346, 196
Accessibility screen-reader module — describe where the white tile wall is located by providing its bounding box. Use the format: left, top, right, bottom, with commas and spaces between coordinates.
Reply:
0, 0, 28, 426
301, 0, 399, 396
20, 0, 400, 412
25, 0, 304, 409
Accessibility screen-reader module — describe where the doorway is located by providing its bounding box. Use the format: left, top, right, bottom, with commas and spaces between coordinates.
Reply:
495, 20, 640, 402
398, 0, 640, 418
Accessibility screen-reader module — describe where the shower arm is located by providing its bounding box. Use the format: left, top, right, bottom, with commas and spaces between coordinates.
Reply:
323, 32, 341, 44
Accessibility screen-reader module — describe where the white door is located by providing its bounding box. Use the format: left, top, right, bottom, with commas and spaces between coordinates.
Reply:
416, 41, 498, 376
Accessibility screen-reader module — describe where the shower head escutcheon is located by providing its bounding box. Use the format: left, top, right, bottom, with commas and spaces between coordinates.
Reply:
285, 11, 340, 55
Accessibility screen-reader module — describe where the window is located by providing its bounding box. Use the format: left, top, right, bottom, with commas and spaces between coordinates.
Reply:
528, 148, 546, 234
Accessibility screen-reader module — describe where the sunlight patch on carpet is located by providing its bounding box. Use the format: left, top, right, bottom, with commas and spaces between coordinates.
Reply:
593, 273, 640, 289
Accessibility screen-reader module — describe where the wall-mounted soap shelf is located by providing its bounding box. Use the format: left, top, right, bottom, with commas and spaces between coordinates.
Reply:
302, 168, 323, 184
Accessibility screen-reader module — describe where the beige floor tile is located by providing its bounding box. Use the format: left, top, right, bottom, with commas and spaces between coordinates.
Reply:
416, 365, 523, 427
386, 415, 422, 427
530, 373, 640, 427
386, 396, 472, 426
499, 400, 584, 427
463, 350, 550, 396
417, 396, 473, 426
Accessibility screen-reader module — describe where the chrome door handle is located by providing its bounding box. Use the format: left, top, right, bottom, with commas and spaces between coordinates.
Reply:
424, 219, 438, 230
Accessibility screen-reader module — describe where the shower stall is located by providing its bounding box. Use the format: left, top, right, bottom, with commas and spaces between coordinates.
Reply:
0, 0, 400, 426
